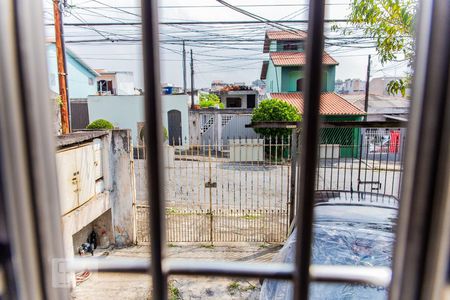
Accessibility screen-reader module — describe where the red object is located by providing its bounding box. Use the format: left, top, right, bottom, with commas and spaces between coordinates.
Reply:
389, 130, 400, 153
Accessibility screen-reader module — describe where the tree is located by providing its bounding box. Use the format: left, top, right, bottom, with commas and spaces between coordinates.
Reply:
342, 0, 416, 96
251, 99, 301, 138
199, 93, 224, 108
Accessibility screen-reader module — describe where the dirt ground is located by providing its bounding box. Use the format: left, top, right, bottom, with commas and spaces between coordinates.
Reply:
71, 243, 282, 300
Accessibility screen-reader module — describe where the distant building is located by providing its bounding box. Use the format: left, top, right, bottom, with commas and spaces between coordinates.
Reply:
261, 30, 338, 93
211, 80, 228, 91
336, 78, 366, 94
95, 69, 135, 96
260, 30, 366, 158
161, 83, 184, 95
214, 85, 259, 109
46, 43, 99, 130
369, 76, 411, 97
46, 43, 99, 99
252, 79, 266, 89
88, 94, 190, 148
340, 94, 410, 122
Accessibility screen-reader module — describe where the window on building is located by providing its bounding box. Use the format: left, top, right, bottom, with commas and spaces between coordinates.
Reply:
296, 78, 304, 92
226, 97, 242, 108
97, 80, 114, 95
247, 95, 256, 108
283, 42, 298, 51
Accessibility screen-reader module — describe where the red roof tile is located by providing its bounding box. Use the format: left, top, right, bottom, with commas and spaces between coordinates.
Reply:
270, 92, 365, 115
263, 30, 307, 52
270, 52, 338, 66
266, 30, 308, 40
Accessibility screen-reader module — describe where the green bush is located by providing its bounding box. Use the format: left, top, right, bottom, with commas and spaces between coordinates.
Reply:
251, 99, 301, 138
86, 119, 114, 130
199, 93, 224, 109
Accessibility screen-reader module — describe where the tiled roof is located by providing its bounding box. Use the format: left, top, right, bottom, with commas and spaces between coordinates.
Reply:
263, 30, 307, 52
270, 52, 338, 66
270, 92, 365, 115
266, 30, 308, 40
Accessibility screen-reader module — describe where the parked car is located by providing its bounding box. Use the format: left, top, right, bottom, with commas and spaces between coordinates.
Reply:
260, 191, 399, 300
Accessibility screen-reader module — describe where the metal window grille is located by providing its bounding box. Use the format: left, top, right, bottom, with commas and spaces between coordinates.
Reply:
0, 0, 449, 299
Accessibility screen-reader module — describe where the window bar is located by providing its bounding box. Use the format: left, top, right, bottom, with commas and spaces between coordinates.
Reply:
140, 0, 167, 298
294, 0, 326, 298
390, 0, 450, 298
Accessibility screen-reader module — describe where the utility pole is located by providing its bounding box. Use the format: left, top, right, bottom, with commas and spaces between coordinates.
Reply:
190, 49, 195, 109
53, 0, 70, 134
363, 55, 371, 121
182, 41, 187, 94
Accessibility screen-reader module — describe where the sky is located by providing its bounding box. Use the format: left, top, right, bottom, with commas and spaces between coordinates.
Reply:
42, 0, 410, 89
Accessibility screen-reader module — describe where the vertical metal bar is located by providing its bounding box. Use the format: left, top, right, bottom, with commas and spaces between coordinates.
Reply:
208, 141, 213, 244
390, 0, 450, 298
294, 0, 326, 298
7, 0, 69, 297
140, 0, 167, 298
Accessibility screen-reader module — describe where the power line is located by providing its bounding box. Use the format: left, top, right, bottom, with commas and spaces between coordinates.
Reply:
45, 19, 349, 26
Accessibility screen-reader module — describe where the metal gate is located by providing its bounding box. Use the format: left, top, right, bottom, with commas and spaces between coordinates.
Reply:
135, 136, 293, 243
134, 127, 405, 244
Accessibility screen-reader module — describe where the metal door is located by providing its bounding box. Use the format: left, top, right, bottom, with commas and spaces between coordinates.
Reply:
168, 109, 182, 145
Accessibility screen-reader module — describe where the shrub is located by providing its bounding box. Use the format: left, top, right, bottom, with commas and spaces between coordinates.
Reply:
199, 93, 224, 109
251, 99, 301, 138
86, 119, 114, 130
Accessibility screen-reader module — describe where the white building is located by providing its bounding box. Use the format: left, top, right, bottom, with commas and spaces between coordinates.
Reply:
95, 69, 135, 95
87, 94, 190, 147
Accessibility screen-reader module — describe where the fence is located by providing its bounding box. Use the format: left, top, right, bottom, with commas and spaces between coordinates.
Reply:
134, 126, 405, 244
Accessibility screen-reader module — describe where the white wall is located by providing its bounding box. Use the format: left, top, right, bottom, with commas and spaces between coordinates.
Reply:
115, 72, 135, 95
87, 94, 190, 146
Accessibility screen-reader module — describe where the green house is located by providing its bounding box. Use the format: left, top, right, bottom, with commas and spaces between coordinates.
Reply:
260, 30, 366, 157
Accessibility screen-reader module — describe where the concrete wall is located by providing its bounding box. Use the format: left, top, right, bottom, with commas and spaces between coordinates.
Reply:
57, 130, 136, 260
87, 94, 190, 147
46, 44, 97, 99
279, 66, 335, 92
108, 130, 136, 247
266, 60, 282, 93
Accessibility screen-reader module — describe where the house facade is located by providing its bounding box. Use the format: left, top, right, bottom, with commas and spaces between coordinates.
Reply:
46, 44, 99, 129
214, 85, 260, 109
261, 30, 366, 157
87, 94, 190, 147
96, 69, 135, 95
46, 44, 99, 99
261, 30, 337, 93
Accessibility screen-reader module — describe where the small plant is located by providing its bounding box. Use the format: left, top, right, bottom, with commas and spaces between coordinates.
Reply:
241, 281, 257, 292
227, 281, 240, 295
259, 243, 269, 249
168, 281, 181, 300
86, 119, 114, 130
167, 243, 179, 248
199, 243, 214, 249
166, 207, 178, 214
242, 214, 259, 220
199, 93, 224, 109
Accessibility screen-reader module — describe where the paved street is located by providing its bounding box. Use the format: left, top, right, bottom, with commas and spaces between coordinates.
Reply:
72, 243, 282, 299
